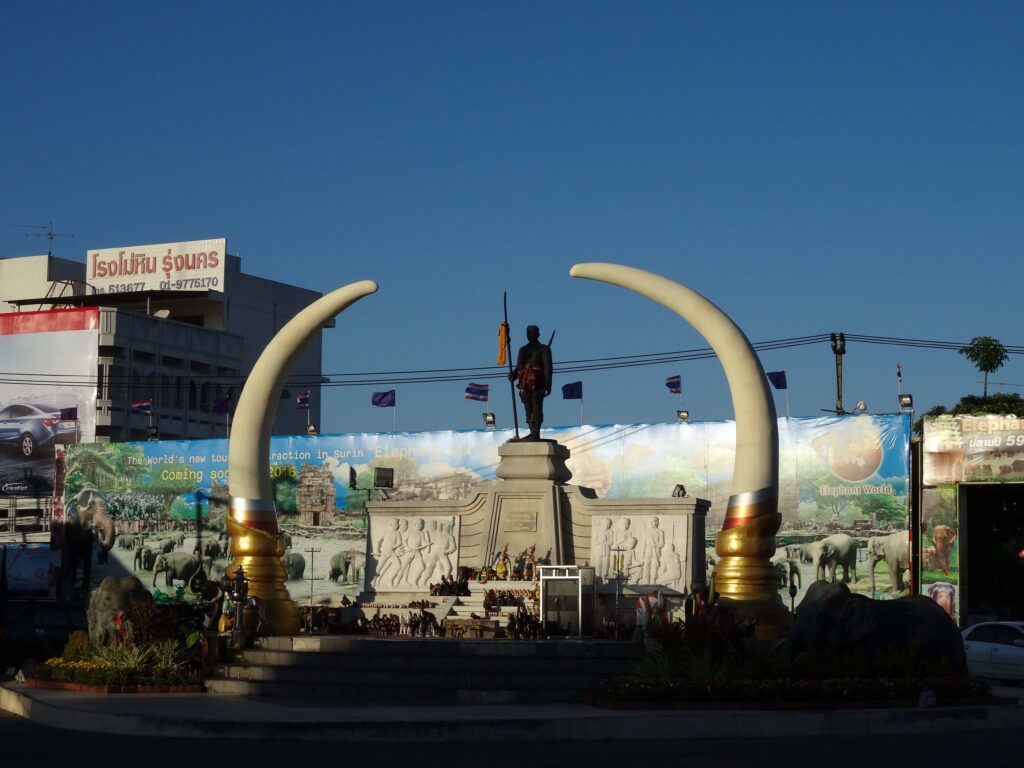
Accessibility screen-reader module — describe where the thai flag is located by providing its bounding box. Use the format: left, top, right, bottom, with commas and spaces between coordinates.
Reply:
665, 375, 682, 395
295, 391, 311, 410
766, 371, 788, 390
897, 363, 902, 385
59, 407, 78, 421
562, 381, 583, 400
464, 383, 489, 402
130, 399, 152, 415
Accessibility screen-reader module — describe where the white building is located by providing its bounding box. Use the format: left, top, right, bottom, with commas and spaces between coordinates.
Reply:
0, 248, 327, 441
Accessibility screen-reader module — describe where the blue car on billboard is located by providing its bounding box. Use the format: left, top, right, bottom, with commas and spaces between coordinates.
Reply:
0, 402, 80, 458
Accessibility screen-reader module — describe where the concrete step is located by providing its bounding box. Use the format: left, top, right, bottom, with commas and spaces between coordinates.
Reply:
205, 636, 643, 703
202, 677, 590, 704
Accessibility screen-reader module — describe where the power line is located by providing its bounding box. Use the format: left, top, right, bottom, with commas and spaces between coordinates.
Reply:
0, 332, 1020, 390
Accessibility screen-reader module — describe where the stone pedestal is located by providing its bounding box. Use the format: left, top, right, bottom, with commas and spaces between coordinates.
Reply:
363, 439, 707, 601
495, 440, 571, 483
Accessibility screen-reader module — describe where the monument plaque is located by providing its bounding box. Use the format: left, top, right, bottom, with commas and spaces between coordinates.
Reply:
503, 509, 537, 533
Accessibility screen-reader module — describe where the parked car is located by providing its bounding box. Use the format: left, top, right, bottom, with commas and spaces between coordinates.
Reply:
0, 402, 80, 458
961, 621, 1024, 683
0, 599, 88, 671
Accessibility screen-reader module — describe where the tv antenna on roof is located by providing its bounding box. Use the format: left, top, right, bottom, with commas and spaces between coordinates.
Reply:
18, 221, 74, 257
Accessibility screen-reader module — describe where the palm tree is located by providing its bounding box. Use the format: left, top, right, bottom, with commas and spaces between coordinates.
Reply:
959, 336, 1008, 398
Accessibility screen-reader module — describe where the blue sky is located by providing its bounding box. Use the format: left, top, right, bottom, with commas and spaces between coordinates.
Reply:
3, 2, 1022, 435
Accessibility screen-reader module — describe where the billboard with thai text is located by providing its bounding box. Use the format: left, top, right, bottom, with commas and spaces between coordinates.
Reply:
87, 237, 226, 294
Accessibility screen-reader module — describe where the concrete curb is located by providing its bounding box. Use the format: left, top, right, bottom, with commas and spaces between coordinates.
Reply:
3, 682, 1024, 742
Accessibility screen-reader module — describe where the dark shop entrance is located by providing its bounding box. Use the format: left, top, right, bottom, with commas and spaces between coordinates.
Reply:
961, 482, 1024, 622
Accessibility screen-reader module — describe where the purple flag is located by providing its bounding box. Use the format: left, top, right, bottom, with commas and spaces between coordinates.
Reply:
372, 390, 396, 408
766, 371, 788, 390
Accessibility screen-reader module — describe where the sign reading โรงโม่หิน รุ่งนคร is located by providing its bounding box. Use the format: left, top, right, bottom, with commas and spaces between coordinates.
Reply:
87, 238, 226, 295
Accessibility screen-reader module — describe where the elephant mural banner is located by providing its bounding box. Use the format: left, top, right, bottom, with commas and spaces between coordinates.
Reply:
63, 413, 909, 604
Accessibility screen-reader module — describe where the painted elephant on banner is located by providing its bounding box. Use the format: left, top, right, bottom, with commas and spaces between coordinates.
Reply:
815, 534, 857, 584
152, 552, 200, 588
329, 551, 366, 584
787, 581, 966, 673
931, 524, 957, 576
281, 552, 306, 581
868, 530, 910, 595
60, 489, 117, 601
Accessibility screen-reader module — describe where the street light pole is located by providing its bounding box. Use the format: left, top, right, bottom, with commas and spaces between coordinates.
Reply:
830, 332, 846, 415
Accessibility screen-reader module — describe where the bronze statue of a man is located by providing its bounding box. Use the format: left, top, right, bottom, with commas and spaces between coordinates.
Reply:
509, 325, 553, 441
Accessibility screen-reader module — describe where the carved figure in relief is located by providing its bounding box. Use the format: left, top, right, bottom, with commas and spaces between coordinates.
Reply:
439, 521, 457, 579
593, 517, 613, 581
418, 519, 441, 587
661, 543, 683, 590
641, 516, 666, 583
614, 517, 638, 579
372, 518, 402, 587
395, 517, 430, 586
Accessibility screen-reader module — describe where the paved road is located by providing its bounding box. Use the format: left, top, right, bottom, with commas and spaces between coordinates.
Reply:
3, 708, 1023, 768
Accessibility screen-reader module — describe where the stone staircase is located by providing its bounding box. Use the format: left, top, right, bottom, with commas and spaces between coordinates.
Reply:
204, 632, 643, 704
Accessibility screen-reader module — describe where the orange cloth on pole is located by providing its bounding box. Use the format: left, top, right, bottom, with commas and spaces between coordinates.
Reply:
497, 322, 509, 365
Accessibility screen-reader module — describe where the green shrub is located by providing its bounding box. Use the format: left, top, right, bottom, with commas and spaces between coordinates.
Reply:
61, 631, 93, 662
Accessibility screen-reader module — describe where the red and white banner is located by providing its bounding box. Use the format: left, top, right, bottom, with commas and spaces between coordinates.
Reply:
87, 237, 226, 294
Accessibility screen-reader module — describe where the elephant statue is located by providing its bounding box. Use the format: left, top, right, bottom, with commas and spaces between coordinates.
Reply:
786, 581, 967, 674
814, 534, 857, 584
87, 575, 152, 647
281, 551, 306, 581
931, 524, 957, 576
867, 530, 910, 595
60, 488, 117, 601
152, 551, 200, 588
329, 551, 366, 584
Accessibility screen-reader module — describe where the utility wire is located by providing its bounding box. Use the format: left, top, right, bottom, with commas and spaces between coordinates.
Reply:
0, 333, 1020, 390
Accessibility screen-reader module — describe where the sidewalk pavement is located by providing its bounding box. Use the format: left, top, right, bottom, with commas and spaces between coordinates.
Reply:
3, 681, 1024, 742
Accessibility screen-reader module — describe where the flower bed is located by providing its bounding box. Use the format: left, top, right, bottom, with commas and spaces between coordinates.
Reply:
30, 657, 203, 690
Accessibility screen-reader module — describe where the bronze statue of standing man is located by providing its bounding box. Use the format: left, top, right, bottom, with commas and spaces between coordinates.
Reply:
509, 325, 553, 441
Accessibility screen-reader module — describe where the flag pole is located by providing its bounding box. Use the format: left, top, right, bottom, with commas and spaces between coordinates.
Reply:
503, 292, 521, 440
393, 404, 397, 432
580, 396, 584, 427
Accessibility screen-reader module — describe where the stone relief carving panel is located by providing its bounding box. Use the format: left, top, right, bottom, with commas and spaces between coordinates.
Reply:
592, 514, 688, 591
368, 515, 460, 591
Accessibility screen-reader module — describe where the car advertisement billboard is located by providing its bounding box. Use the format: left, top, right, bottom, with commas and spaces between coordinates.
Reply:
63, 414, 910, 605
86, 237, 226, 295
0, 309, 97, 498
